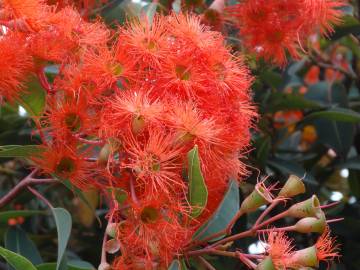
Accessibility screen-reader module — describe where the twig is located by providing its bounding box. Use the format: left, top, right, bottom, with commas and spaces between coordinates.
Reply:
76, 137, 105, 146
129, 177, 139, 204
0, 170, 58, 208
37, 68, 53, 94
320, 201, 341, 209
198, 257, 216, 270
27, 186, 53, 209
253, 199, 281, 228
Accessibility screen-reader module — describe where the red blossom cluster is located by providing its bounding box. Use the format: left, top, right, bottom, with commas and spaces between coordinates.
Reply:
0, 0, 255, 267
226, 0, 347, 65
0, 0, 345, 269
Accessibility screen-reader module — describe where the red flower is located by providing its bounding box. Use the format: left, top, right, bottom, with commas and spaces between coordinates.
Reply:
117, 15, 168, 70
1, 0, 49, 30
264, 230, 295, 269
115, 195, 191, 268
315, 227, 340, 263
226, 0, 347, 65
0, 32, 33, 102
32, 141, 96, 189
42, 94, 96, 138
121, 129, 185, 197
100, 89, 165, 138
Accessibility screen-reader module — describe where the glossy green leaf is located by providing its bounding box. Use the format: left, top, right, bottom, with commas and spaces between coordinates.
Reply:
68, 260, 95, 270
37, 261, 95, 270
0, 145, 43, 158
4, 227, 43, 265
313, 119, 355, 156
62, 179, 101, 226
18, 77, 46, 117
267, 92, 322, 113
304, 108, 360, 123
187, 145, 208, 218
168, 260, 181, 270
37, 263, 57, 270
0, 246, 37, 270
51, 208, 72, 270
267, 158, 317, 185
332, 15, 360, 40
0, 210, 45, 223
260, 69, 282, 89
193, 180, 239, 242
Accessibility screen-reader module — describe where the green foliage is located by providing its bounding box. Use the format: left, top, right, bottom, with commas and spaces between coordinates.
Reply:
0, 247, 37, 270
187, 145, 208, 218
0, 145, 43, 158
0, 210, 45, 223
51, 208, 72, 270
193, 180, 239, 242
4, 227, 43, 265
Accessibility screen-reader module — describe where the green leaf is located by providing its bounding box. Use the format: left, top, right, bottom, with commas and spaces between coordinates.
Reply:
349, 170, 360, 198
331, 15, 360, 40
193, 180, 239, 242
62, 179, 101, 226
260, 69, 282, 89
0, 246, 37, 270
168, 260, 181, 270
51, 208, 72, 270
4, 227, 43, 265
313, 119, 354, 156
0, 210, 45, 224
37, 261, 95, 270
267, 92, 322, 113
303, 108, 360, 123
338, 157, 360, 170
37, 263, 57, 270
267, 158, 317, 185
68, 260, 95, 270
0, 145, 43, 158
187, 145, 208, 218
18, 77, 46, 117
304, 108, 360, 123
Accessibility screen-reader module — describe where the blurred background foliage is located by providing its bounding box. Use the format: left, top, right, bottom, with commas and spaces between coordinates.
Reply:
0, 0, 360, 270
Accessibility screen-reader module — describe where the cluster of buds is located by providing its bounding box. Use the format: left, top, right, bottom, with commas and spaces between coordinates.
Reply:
187, 175, 341, 270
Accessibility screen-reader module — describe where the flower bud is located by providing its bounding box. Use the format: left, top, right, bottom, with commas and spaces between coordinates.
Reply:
98, 144, 111, 167
278, 175, 305, 198
98, 262, 111, 270
256, 257, 276, 270
132, 115, 146, 134
290, 246, 319, 268
240, 182, 273, 214
105, 239, 121, 254
294, 212, 326, 234
106, 223, 118, 238
287, 195, 321, 218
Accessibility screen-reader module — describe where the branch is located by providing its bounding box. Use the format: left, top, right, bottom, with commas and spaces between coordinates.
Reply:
198, 257, 216, 270
0, 171, 58, 208
27, 186, 54, 209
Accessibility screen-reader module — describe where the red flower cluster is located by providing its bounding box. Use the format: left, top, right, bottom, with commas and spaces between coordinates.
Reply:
226, 0, 347, 65
0, 0, 255, 267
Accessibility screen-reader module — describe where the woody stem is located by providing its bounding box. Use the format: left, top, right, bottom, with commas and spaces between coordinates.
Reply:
0, 170, 58, 209
254, 200, 281, 228
27, 186, 54, 209
198, 257, 216, 270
